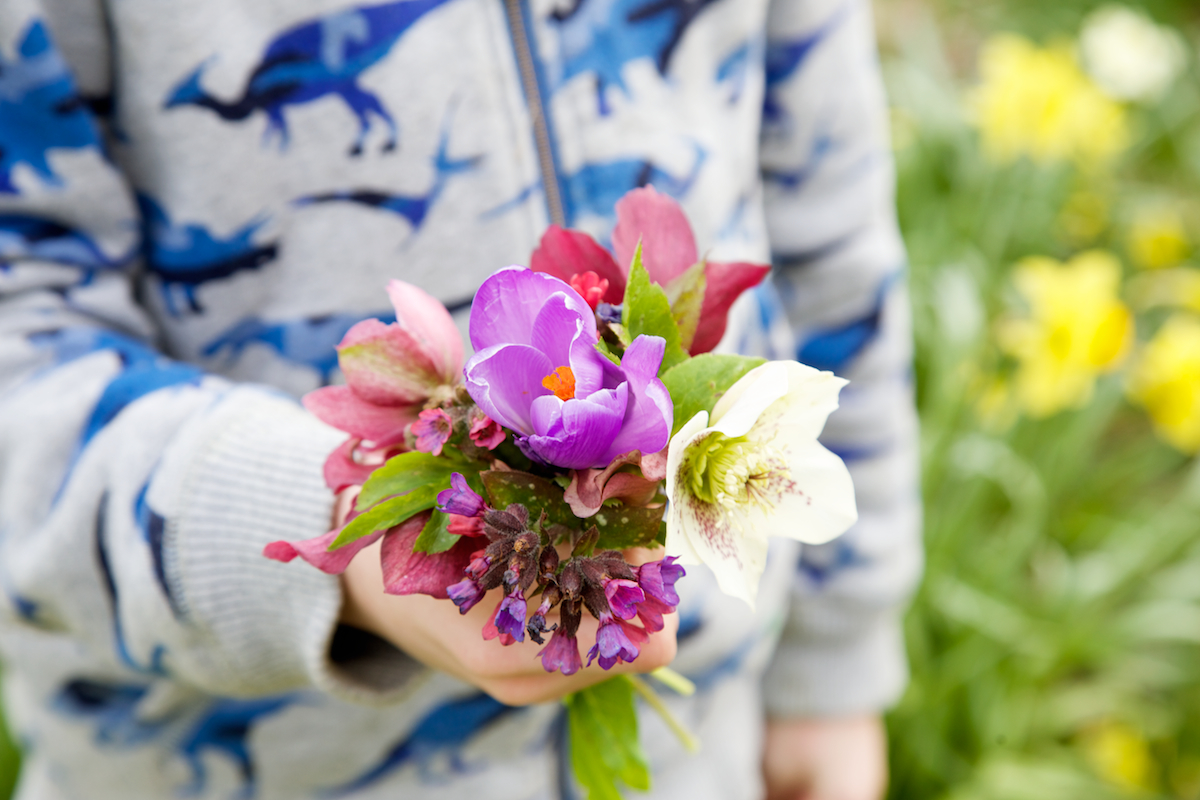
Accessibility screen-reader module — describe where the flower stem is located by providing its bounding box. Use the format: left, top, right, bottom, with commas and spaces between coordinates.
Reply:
626, 675, 700, 754
650, 666, 695, 696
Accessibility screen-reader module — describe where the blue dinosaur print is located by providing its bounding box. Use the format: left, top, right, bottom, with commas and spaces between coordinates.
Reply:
165, 0, 453, 154
550, 0, 720, 114
0, 20, 100, 193
294, 108, 482, 231
762, 4, 849, 128
138, 194, 278, 316
324, 693, 517, 794
795, 274, 898, 373
0, 214, 136, 273
715, 40, 755, 104
96, 492, 170, 677
134, 481, 179, 616
798, 538, 866, 586
203, 311, 395, 385
178, 696, 297, 800
53, 679, 161, 746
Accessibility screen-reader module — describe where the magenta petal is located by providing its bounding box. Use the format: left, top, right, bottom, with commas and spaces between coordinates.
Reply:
380, 512, 477, 597
303, 385, 418, 445
469, 268, 593, 352
603, 336, 672, 462
385, 279, 464, 382
464, 343, 553, 435
691, 261, 772, 355
263, 527, 383, 575
526, 384, 628, 469
323, 437, 375, 493
530, 293, 597, 377
612, 186, 698, 284
531, 226, 626, 303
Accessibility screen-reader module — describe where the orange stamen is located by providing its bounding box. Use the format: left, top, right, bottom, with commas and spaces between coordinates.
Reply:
542, 366, 576, 401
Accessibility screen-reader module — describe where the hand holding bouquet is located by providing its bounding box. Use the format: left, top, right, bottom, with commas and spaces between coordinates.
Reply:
266, 187, 858, 798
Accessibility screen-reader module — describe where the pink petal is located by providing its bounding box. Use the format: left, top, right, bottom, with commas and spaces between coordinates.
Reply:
380, 512, 479, 597
263, 526, 383, 575
338, 319, 446, 405
639, 446, 668, 482
690, 261, 772, 355
564, 451, 662, 517
531, 226, 626, 303
385, 280, 465, 382
323, 437, 375, 493
303, 385, 418, 445
612, 187, 698, 285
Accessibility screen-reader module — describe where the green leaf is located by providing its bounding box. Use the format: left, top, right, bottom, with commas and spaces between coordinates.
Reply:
330, 484, 440, 549
566, 677, 651, 798
481, 470, 581, 529
412, 509, 458, 554
594, 337, 621, 365
660, 353, 766, 435
591, 506, 665, 551
663, 261, 706, 353
356, 451, 465, 511
621, 242, 689, 374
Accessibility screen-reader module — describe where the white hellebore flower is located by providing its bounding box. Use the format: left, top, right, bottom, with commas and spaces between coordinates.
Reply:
664, 361, 858, 607
1080, 5, 1187, 102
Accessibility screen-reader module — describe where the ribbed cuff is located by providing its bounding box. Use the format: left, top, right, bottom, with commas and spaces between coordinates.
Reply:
761, 618, 908, 718
169, 388, 427, 703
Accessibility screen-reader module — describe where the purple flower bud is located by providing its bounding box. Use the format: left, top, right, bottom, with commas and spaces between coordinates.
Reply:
446, 577, 486, 614
465, 552, 492, 580
603, 578, 645, 621
539, 628, 583, 675
637, 556, 685, 606
586, 612, 640, 670
493, 587, 527, 642
437, 473, 486, 518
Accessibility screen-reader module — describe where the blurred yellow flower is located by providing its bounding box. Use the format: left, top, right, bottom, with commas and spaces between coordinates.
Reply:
1128, 208, 1190, 269
1126, 267, 1200, 313
1080, 721, 1156, 792
1059, 189, 1110, 244
997, 251, 1133, 417
970, 34, 1129, 166
1128, 314, 1200, 453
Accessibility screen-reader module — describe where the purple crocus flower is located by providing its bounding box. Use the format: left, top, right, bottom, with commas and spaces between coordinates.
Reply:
586, 612, 641, 670
540, 628, 583, 675
464, 268, 673, 470
604, 578, 645, 621
493, 587, 527, 642
637, 556, 685, 606
437, 472, 486, 517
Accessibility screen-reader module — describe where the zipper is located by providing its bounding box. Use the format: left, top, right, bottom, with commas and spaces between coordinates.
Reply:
502, 0, 567, 228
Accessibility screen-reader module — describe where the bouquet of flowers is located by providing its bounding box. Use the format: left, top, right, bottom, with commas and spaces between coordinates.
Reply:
264, 187, 858, 799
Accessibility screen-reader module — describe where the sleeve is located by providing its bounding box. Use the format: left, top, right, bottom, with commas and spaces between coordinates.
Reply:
754, 0, 924, 717
0, 1, 424, 702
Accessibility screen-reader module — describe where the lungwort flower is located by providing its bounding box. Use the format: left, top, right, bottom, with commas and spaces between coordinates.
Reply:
665, 362, 857, 606
464, 268, 673, 469
1128, 314, 1200, 454
997, 251, 1133, 417
531, 186, 770, 354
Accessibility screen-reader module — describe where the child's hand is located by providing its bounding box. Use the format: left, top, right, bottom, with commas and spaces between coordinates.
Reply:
762, 715, 887, 800
339, 538, 678, 706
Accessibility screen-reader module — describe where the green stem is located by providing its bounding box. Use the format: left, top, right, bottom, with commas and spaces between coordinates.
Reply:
649, 666, 695, 696
626, 675, 700, 754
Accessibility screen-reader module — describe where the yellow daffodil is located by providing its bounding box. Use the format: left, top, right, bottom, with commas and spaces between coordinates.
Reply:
1080, 720, 1157, 792
1129, 207, 1190, 269
997, 251, 1133, 417
1128, 314, 1200, 453
969, 34, 1129, 166
664, 362, 857, 607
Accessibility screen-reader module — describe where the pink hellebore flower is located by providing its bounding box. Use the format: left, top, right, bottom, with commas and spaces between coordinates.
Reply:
303, 280, 465, 447
530, 186, 771, 354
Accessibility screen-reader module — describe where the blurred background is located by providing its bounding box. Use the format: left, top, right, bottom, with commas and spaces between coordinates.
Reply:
3, 0, 1200, 798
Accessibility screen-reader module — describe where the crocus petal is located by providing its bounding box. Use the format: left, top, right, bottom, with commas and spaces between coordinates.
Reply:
263, 527, 383, 575
531, 225, 626, 303
386, 279, 464, 383
323, 438, 374, 493
612, 186, 698, 284
603, 335, 673, 461
464, 343, 554, 435
338, 319, 446, 405
525, 384, 628, 469
469, 267, 593, 352
303, 385, 418, 445
689, 261, 772, 355
530, 293, 604, 398
380, 512, 478, 596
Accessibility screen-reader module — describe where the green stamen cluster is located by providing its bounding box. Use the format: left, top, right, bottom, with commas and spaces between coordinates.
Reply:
684, 431, 778, 510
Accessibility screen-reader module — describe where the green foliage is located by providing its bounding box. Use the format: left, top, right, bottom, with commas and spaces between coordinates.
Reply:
481, 470, 581, 529
331, 484, 440, 549
413, 509, 457, 554
566, 677, 651, 799
659, 353, 766, 435
621, 243, 689, 373
590, 507, 665, 550
356, 451, 466, 511
663, 262, 706, 353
